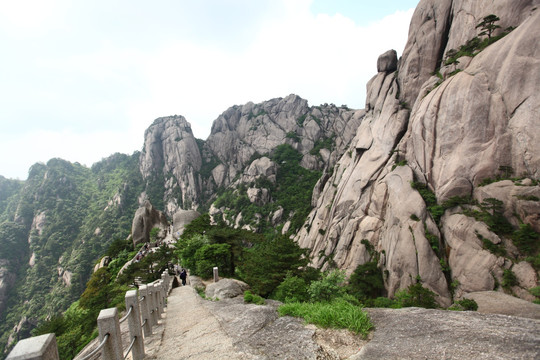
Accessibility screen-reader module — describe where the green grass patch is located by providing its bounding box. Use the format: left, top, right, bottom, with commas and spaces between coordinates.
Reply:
278, 299, 373, 337
244, 290, 265, 305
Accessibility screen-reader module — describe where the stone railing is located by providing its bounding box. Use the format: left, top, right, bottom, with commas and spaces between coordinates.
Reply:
7, 271, 173, 360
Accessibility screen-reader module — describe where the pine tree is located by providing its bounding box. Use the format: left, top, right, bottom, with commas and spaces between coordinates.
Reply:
476, 14, 501, 39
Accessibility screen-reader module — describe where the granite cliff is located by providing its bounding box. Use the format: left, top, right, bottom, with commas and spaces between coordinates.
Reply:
1, 0, 539, 356
296, 0, 540, 306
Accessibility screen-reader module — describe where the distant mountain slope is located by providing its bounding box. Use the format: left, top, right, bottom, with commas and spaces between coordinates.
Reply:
0, 154, 144, 355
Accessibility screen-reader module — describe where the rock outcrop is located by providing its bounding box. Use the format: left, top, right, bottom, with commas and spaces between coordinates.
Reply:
205, 278, 250, 300
358, 307, 540, 359
131, 200, 169, 246
139, 116, 202, 215
172, 209, 201, 238
140, 94, 364, 227
296, 0, 540, 306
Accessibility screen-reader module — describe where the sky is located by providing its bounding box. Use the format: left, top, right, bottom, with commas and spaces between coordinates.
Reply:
0, 0, 419, 180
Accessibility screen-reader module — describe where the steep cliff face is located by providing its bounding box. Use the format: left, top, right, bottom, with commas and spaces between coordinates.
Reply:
206, 94, 361, 178
296, 0, 540, 306
140, 95, 363, 218
139, 116, 202, 215
206, 95, 363, 233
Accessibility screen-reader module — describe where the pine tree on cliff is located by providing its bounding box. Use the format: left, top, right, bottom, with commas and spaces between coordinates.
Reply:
476, 14, 501, 39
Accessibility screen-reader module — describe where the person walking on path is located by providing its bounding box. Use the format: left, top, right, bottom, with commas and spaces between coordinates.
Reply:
180, 269, 187, 286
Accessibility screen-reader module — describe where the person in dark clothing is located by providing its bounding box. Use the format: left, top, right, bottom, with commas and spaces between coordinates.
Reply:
180, 269, 187, 286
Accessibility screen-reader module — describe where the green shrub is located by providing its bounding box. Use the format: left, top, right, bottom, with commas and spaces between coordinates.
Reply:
244, 290, 265, 305
410, 181, 444, 223
308, 269, 347, 302
274, 273, 309, 303
195, 286, 206, 298
477, 233, 507, 257
448, 298, 478, 311
529, 286, 540, 298
370, 297, 400, 308
238, 234, 310, 297
512, 223, 540, 256
105, 238, 133, 258
176, 234, 209, 273
286, 131, 300, 142
515, 195, 540, 201
149, 226, 160, 242
278, 299, 373, 337
194, 243, 232, 279
391, 159, 408, 171
296, 114, 307, 126
394, 281, 438, 309
502, 269, 518, 290
347, 261, 384, 301
526, 253, 540, 271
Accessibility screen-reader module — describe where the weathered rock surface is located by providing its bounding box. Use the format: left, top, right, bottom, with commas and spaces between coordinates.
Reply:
139, 96, 363, 219
145, 285, 539, 360
358, 307, 540, 360
172, 209, 201, 237
403, 9, 540, 201
376, 50, 397, 73
296, 0, 540, 306
464, 290, 540, 320
139, 116, 203, 215
131, 200, 169, 246
205, 278, 250, 300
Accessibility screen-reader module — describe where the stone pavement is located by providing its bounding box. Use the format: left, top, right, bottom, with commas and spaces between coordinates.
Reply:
145, 285, 245, 360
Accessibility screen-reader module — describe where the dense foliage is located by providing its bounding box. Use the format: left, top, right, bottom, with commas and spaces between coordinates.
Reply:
0, 153, 144, 355
213, 144, 321, 235
238, 234, 310, 297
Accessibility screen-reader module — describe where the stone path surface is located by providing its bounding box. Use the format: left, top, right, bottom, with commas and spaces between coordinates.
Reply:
143, 284, 361, 359
145, 285, 243, 360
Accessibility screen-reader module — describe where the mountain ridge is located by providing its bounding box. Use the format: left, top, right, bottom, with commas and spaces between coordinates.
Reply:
0, 0, 539, 356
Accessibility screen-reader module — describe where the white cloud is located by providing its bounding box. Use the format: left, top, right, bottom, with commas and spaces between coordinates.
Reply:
0, 128, 143, 180
0, 1, 415, 180
132, 5, 414, 137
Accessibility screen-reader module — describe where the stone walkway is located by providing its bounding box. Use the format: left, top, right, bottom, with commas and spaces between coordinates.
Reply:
145, 285, 245, 360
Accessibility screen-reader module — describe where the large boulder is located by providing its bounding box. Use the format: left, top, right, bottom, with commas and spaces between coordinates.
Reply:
376, 50, 398, 73
131, 200, 169, 246
205, 278, 250, 300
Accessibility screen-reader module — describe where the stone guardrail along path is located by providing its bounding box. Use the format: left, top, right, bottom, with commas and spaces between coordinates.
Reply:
6, 271, 174, 360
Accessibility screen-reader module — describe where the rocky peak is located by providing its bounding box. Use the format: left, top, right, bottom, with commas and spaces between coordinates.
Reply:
296, 1, 540, 306
139, 95, 363, 217
139, 115, 202, 214
206, 94, 363, 186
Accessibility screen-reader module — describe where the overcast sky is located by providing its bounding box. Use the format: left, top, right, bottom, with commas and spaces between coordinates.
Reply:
0, 0, 418, 180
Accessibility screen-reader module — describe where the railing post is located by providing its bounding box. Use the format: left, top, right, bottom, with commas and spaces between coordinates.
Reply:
125, 290, 145, 360
160, 279, 166, 311
138, 285, 152, 337
6, 333, 59, 360
161, 272, 168, 296
156, 281, 164, 317
148, 283, 159, 326
97, 308, 122, 360
213, 266, 219, 282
